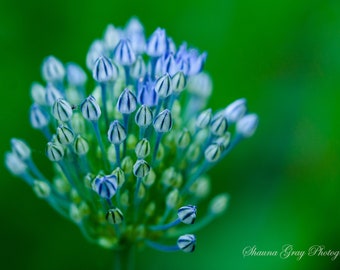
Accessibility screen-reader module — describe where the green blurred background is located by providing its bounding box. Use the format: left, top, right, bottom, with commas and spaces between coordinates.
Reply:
1, 0, 339, 269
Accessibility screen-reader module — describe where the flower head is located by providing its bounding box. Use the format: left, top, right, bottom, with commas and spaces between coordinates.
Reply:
5, 18, 258, 255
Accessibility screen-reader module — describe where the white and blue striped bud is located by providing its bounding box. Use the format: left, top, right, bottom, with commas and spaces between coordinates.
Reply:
186, 51, 207, 76
81, 96, 101, 121
135, 139, 151, 159
52, 98, 73, 122
209, 193, 229, 215
112, 167, 125, 187
236, 114, 259, 138
187, 72, 212, 98
163, 53, 178, 76
137, 82, 158, 106
103, 24, 121, 51
30, 82, 46, 105
196, 109, 212, 129
204, 143, 222, 162
117, 88, 137, 114
42, 55, 65, 82
86, 40, 105, 71
166, 189, 179, 208
177, 234, 196, 253
66, 63, 87, 86
224, 98, 247, 123
130, 56, 146, 80
5, 152, 27, 175
121, 156, 133, 174
133, 159, 150, 178
154, 73, 172, 99
153, 109, 173, 133
214, 133, 231, 150
93, 56, 114, 83
30, 104, 49, 129
177, 205, 197, 224
46, 142, 64, 162
143, 168, 156, 187
210, 113, 228, 136
93, 175, 118, 199
73, 135, 89, 155
125, 17, 146, 53
108, 120, 127, 144
106, 208, 124, 224
56, 125, 75, 145
146, 28, 167, 57
10, 138, 31, 161
113, 39, 136, 66
172, 71, 186, 93
177, 129, 191, 149
45, 83, 63, 106
135, 105, 153, 128
33, 180, 51, 198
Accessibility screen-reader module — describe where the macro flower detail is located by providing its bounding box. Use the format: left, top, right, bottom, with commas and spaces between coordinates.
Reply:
5, 17, 258, 266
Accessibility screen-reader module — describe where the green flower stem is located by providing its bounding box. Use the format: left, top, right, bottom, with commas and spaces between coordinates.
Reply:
100, 83, 109, 129
92, 121, 109, 171
115, 246, 135, 270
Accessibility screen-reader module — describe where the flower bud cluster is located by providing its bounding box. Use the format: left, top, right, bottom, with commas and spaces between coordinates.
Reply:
5, 18, 258, 254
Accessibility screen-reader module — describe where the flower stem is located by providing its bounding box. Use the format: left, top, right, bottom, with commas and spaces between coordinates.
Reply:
114, 246, 135, 270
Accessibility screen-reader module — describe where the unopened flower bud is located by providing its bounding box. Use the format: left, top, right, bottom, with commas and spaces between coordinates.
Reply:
56, 125, 74, 145
31, 82, 46, 105
135, 105, 153, 127
130, 56, 146, 79
224, 98, 247, 123
178, 205, 197, 224
143, 168, 156, 187
204, 143, 222, 162
154, 73, 172, 99
30, 104, 50, 129
108, 120, 127, 144
135, 139, 151, 159
147, 28, 167, 57
210, 113, 228, 136
112, 167, 125, 187
81, 95, 101, 121
73, 135, 89, 155
33, 180, 51, 198
166, 189, 179, 208
172, 71, 186, 93
196, 109, 212, 129
133, 159, 150, 178
236, 114, 259, 138
11, 138, 31, 161
153, 109, 172, 133
106, 208, 124, 224
121, 156, 133, 174
177, 129, 191, 149
93, 56, 114, 83
42, 55, 65, 82
66, 63, 87, 86
5, 152, 27, 175
52, 98, 73, 122
117, 88, 137, 114
177, 234, 196, 253
113, 39, 136, 66
46, 142, 64, 162
45, 83, 63, 106
209, 193, 229, 215
163, 53, 178, 76
93, 175, 118, 199
103, 24, 121, 51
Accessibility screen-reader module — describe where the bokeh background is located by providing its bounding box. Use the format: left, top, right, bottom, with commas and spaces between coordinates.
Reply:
1, 0, 339, 269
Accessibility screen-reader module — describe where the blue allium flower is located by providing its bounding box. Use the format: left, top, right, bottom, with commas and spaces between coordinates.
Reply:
5, 17, 258, 257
